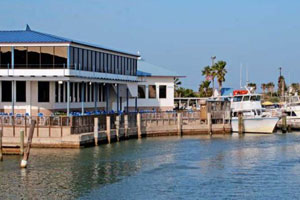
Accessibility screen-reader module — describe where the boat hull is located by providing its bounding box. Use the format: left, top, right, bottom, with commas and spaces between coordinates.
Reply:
231, 117, 279, 134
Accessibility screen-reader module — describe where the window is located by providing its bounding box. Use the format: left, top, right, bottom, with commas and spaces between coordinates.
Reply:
16, 81, 26, 102
100, 52, 104, 72
2, 81, 12, 102
38, 82, 49, 102
28, 47, 40, 69
41, 47, 54, 68
98, 84, 102, 102
60, 83, 64, 102
54, 47, 67, 68
83, 49, 88, 70
138, 85, 146, 98
74, 83, 78, 102
55, 82, 59, 102
78, 48, 83, 70
96, 52, 100, 72
243, 96, 250, 101
74, 47, 78, 69
14, 47, 27, 69
148, 85, 156, 98
233, 96, 242, 102
0, 47, 11, 68
159, 85, 167, 99
88, 50, 92, 71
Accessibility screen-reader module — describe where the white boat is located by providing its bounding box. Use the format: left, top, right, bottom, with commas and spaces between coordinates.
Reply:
230, 89, 279, 134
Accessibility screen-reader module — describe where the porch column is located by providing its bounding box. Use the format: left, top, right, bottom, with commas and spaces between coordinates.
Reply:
11, 80, 14, 115
94, 83, 98, 112
117, 84, 120, 112
67, 81, 70, 116
106, 84, 109, 112
126, 88, 129, 113
135, 97, 138, 112
81, 82, 84, 115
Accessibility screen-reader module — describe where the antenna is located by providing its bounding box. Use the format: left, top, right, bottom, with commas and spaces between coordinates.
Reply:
246, 65, 249, 85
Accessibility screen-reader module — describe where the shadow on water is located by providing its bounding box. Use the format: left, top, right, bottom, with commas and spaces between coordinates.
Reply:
1, 133, 300, 199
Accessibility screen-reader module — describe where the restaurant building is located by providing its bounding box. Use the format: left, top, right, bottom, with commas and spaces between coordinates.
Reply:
0, 26, 181, 116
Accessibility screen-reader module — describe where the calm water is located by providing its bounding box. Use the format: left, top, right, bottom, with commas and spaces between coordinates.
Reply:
1, 133, 300, 199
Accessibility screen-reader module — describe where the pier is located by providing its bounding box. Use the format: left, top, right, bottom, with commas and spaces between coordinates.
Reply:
1, 108, 231, 148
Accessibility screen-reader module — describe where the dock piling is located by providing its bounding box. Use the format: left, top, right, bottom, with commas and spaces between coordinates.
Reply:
238, 112, 244, 134
94, 117, 99, 146
207, 112, 212, 135
106, 116, 111, 144
124, 115, 128, 138
137, 113, 142, 138
0, 129, 3, 161
116, 115, 120, 141
20, 129, 24, 155
282, 114, 287, 133
177, 113, 182, 136
21, 120, 36, 168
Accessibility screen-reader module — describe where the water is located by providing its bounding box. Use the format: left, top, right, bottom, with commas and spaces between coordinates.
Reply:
1, 133, 300, 199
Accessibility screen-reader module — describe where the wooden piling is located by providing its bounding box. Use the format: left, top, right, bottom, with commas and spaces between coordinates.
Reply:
115, 115, 120, 141
282, 114, 287, 133
124, 115, 128, 138
106, 116, 111, 144
207, 112, 212, 135
177, 113, 182, 136
20, 130, 24, 155
21, 120, 36, 168
0, 129, 3, 161
238, 112, 244, 134
137, 113, 142, 138
94, 117, 99, 146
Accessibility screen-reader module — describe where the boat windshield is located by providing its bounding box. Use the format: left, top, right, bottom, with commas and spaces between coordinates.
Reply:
233, 96, 243, 102
243, 96, 250, 101
250, 95, 261, 101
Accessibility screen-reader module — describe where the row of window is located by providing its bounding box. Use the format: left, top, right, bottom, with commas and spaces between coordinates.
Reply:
0, 46, 67, 68
138, 85, 167, 99
55, 82, 108, 103
69, 47, 137, 76
0, 46, 138, 76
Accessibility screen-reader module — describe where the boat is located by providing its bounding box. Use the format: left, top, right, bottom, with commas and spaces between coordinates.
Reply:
230, 88, 279, 134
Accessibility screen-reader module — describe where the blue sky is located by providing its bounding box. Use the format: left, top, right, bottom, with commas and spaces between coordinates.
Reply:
1, 0, 300, 90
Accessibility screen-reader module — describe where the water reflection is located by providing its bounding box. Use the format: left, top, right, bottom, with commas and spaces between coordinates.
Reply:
1, 134, 300, 199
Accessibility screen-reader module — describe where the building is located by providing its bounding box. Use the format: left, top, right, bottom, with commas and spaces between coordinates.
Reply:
0, 26, 182, 116
132, 60, 183, 111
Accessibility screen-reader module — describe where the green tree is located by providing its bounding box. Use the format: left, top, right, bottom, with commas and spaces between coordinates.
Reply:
199, 80, 212, 97
261, 83, 267, 94
267, 82, 275, 97
174, 78, 182, 97
212, 60, 227, 94
247, 82, 257, 92
176, 87, 197, 97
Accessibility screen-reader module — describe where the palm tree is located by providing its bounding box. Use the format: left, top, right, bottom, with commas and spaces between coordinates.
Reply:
261, 83, 266, 94
247, 82, 257, 92
199, 80, 211, 97
290, 83, 299, 94
267, 82, 275, 97
174, 78, 182, 97
213, 61, 227, 94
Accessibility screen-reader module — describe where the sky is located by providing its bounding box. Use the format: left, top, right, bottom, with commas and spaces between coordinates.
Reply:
1, 0, 300, 91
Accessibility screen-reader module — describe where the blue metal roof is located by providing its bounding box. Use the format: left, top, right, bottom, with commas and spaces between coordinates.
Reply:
0, 25, 139, 57
137, 60, 183, 77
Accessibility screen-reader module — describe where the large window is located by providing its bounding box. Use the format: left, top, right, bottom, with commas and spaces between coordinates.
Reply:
138, 85, 146, 98
14, 47, 27, 68
2, 81, 12, 102
159, 85, 167, 99
54, 47, 67, 68
148, 85, 156, 99
0, 47, 11, 68
38, 82, 49, 102
28, 47, 40, 68
41, 47, 54, 68
16, 81, 26, 102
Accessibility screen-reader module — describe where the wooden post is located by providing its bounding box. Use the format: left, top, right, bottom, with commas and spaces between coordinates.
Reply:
238, 112, 244, 134
115, 115, 120, 141
0, 129, 3, 161
124, 114, 128, 138
207, 112, 212, 135
20, 129, 24, 155
282, 113, 287, 133
106, 116, 111, 144
137, 113, 142, 138
21, 120, 36, 168
177, 113, 182, 136
94, 117, 99, 146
